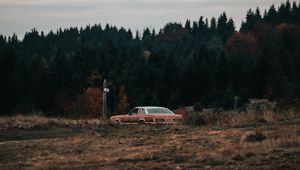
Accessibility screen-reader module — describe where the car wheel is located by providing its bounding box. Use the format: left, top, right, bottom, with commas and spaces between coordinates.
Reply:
115, 120, 122, 125
139, 120, 146, 125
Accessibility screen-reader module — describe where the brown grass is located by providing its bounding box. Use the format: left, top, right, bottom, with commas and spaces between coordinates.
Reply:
0, 113, 105, 130
0, 114, 299, 169
224, 110, 299, 124
185, 110, 300, 126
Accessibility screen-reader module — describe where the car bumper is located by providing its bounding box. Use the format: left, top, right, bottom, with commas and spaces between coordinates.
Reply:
111, 121, 182, 125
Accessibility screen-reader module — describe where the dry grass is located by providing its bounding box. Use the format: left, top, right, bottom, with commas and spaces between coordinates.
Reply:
224, 110, 299, 124
0, 113, 105, 130
0, 114, 299, 169
185, 110, 300, 126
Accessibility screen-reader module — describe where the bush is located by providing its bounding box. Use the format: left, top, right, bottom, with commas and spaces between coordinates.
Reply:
185, 112, 206, 126
185, 111, 218, 126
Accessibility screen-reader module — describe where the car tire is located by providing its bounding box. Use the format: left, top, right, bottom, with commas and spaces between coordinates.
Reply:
139, 120, 146, 125
115, 120, 122, 125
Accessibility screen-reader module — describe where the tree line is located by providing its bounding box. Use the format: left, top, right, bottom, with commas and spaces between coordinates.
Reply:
0, 1, 299, 117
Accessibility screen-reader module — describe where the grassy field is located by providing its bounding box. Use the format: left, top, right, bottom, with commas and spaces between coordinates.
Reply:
0, 114, 300, 170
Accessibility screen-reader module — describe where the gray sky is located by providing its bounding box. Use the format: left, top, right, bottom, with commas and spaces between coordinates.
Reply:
0, 0, 289, 38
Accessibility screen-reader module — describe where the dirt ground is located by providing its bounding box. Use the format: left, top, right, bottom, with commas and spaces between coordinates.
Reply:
0, 118, 299, 170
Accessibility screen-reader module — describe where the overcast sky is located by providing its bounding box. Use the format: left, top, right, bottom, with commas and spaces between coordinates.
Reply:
0, 0, 289, 38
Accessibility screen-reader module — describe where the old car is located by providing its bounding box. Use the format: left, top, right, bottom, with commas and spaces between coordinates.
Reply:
110, 106, 183, 125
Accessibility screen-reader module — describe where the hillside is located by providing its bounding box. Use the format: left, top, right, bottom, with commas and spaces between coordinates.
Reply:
1, 1, 300, 116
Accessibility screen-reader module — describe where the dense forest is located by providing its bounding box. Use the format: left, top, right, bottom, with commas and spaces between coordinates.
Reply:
0, 1, 300, 117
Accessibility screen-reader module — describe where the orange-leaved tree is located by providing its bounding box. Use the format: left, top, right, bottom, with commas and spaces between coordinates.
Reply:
79, 87, 103, 117
118, 85, 128, 114
225, 32, 257, 55
53, 93, 76, 116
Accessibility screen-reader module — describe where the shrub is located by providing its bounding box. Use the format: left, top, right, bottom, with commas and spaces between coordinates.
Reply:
185, 112, 206, 126
184, 111, 218, 126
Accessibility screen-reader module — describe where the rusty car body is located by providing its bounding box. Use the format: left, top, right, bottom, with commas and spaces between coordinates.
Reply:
110, 106, 183, 125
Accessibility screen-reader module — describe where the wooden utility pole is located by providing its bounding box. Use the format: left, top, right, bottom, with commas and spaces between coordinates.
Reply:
234, 96, 239, 111
102, 79, 108, 119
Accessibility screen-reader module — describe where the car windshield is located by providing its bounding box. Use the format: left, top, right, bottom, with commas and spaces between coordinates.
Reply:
128, 108, 139, 115
147, 108, 174, 114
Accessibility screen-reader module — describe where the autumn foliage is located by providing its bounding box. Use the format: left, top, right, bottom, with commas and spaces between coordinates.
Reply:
54, 87, 103, 118
118, 85, 128, 114
79, 87, 103, 117
54, 93, 75, 116
225, 32, 257, 55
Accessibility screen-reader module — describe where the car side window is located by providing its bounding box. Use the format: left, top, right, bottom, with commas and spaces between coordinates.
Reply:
139, 109, 145, 115
128, 108, 139, 115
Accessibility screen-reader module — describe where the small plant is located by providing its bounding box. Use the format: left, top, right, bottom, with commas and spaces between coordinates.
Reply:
244, 131, 266, 142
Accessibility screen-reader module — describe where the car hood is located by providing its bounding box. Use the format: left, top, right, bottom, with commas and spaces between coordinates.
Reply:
110, 114, 128, 119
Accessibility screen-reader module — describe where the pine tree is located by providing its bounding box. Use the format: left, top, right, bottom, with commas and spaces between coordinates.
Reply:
0, 48, 17, 113
52, 48, 69, 90
210, 17, 217, 32
29, 54, 52, 111
184, 19, 191, 32
142, 28, 152, 50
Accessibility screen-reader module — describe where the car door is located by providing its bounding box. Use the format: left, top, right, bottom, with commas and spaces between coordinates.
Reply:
136, 108, 146, 123
127, 108, 139, 124
119, 114, 131, 123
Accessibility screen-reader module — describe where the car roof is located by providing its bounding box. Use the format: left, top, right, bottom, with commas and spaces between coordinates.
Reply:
135, 106, 168, 109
